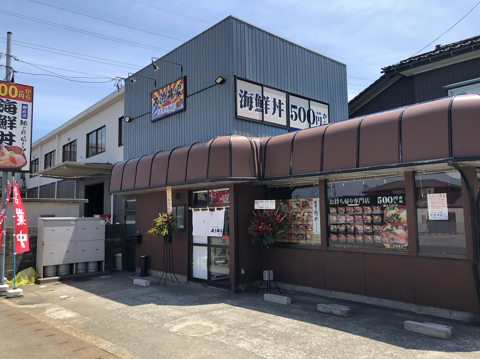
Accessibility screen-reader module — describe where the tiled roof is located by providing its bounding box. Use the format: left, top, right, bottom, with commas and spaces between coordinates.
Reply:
382, 35, 480, 72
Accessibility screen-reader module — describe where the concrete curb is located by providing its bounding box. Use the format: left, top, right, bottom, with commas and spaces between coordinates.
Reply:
264, 293, 291, 305
317, 303, 351, 318
404, 320, 452, 340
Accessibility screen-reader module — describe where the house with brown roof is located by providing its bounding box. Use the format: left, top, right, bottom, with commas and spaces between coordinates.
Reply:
348, 35, 480, 117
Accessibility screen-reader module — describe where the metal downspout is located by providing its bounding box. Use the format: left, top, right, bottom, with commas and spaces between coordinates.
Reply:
449, 162, 480, 306
234, 183, 245, 290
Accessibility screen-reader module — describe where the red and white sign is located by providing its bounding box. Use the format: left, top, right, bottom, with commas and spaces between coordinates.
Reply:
217, 191, 229, 204
94, 214, 112, 224
427, 193, 448, 220
0, 81, 33, 172
13, 181, 29, 254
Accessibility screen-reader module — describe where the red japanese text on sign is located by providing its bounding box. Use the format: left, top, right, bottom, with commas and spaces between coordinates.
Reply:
13, 181, 29, 254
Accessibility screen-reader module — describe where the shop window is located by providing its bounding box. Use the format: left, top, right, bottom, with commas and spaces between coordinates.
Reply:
192, 188, 229, 206
172, 205, 185, 231
44, 150, 55, 169
62, 140, 77, 162
87, 126, 106, 158
269, 186, 321, 246
31, 158, 39, 174
415, 171, 465, 255
327, 176, 407, 250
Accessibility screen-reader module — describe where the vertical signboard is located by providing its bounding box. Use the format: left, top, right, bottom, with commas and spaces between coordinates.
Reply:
263, 87, 287, 126
0, 81, 33, 172
236, 79, 262, 122
166, 187, 172, 213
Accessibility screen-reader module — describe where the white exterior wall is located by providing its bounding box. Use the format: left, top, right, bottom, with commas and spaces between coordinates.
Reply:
26, 88, 124, 191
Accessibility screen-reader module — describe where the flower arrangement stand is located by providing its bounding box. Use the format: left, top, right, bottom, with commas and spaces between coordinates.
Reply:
157, 236, 180, 286
256, 246, 281, 294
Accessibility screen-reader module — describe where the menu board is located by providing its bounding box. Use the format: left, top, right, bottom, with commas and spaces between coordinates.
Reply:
328, 195, 408, 249
276, 199, 321, 245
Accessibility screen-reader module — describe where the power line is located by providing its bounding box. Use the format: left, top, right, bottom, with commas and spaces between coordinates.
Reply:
0, 10, 171, 53
17, 59, 119, 80
347, 76, 375, 81
27, 0, 185, 42
127, 0, 213, 25
412, 0, 480, 56
0, 39, 141, 70
17, 71, 116, 83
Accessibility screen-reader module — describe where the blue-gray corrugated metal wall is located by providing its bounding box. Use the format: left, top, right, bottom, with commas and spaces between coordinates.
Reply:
124, 17, 347, 160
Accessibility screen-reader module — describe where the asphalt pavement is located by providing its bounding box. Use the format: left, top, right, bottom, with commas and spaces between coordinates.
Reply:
1, 271, 480, 359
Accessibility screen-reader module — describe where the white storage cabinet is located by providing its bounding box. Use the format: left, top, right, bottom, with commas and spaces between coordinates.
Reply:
36, 217, 106, 278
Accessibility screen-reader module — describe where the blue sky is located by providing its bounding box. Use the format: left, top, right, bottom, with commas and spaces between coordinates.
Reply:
1, 0, 479, 142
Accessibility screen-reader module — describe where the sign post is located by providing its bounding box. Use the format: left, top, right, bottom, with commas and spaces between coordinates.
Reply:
0, 34, 34, 295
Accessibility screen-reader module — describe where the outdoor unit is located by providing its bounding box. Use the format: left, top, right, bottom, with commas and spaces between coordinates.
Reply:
36, 217, 106, 278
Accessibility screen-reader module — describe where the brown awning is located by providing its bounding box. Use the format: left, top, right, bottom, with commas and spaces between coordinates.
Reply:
109, 135, 258, 193
110, 94, 480, 193
263, 94, 480, 180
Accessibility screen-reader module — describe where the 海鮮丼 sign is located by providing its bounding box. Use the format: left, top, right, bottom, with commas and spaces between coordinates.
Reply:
151, 78, 185, 122
0, 81, 33, 172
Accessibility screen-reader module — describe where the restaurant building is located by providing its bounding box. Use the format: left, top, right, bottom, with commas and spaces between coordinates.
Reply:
110, 17, 480, 320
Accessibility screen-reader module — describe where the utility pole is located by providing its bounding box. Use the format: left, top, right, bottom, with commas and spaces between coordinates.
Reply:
5, 32, 12, 82
0, 32, 12, 289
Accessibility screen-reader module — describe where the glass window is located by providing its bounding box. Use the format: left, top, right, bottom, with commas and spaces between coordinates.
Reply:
44, 150, 55, 169
31, 158, 39, 174
269, 186, 321, 246
172, 205, 185, 231
415, 171, 465, 255
62, 140, 77, 162
192, 188, 229, 206
86, 126, 106, 158
327, 176, 407, 250
125, 198, 136, 211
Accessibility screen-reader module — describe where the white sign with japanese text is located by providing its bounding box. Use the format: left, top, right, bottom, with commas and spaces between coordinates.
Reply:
427, 193, 448, 220
236, 78, 329, 131
254, 200, 276, 210
236, 79, 262, 122
263, 87, 287, 126
289, 95, 310, 130
0, 81, 33, 172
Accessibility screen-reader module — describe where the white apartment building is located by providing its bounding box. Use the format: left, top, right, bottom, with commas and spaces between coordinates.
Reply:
26, 87, 124, 222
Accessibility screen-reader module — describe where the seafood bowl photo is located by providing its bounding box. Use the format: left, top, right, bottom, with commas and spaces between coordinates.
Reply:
384, 206, 407, 225
380, 223, 408, 247
0, 144, 27, 169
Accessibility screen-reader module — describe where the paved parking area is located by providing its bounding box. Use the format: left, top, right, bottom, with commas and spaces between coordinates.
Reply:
2, 271, 480, 358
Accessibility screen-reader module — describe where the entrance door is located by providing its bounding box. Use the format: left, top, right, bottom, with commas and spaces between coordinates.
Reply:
190, 189, 230, 287
191, 231, 230, 286
85, 183, 104, 217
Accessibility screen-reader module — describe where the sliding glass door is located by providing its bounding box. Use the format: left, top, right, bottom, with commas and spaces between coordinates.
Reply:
190, 188, 230, 287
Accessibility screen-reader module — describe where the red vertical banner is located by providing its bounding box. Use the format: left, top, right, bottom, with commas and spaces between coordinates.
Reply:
0, 182, 12, 246
13, 181, 29, 254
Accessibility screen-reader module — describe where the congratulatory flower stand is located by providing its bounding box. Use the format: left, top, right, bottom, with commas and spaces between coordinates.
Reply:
148, 212, 180, 286
248, 208, 287, 294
